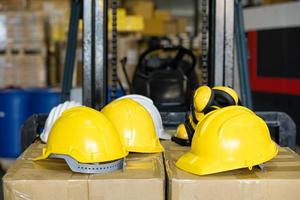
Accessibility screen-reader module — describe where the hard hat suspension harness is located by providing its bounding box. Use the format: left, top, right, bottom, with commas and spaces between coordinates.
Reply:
50, 154, 124, 174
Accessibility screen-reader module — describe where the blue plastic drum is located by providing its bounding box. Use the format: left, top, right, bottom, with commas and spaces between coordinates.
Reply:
0, 90, 31, 158
28, 88, 60, 114
107, 88, 125, 102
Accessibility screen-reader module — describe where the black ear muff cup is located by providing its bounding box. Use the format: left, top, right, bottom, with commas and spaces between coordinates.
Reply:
203, 106, 219, 115
190, 103, 199, 125
213, 89, 236, 107
171, 136, 191, 146
201, 91, 215, 113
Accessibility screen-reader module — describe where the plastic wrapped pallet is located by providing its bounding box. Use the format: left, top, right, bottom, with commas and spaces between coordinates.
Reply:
0, 11, 46, 88
0, 54, 46, 88
0, 12, 46, 50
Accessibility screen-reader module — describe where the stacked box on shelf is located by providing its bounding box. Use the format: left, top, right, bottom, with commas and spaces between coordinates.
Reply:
28, 0, 71, 86
0, 14, 8, 50
28, 0, 71, 42
4, 12, 46, 50
126, 0, 154, 20
0, 11, 47, 88
0, 0, 26, 10
0, 54, 46, 88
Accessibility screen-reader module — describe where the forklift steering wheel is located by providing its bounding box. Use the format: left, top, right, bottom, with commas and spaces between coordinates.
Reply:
138, 45, 196, 73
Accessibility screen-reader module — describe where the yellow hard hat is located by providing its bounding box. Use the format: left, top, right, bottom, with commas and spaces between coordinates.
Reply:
176, 106, 278, 175
34, 106, 128, 173
101, 98, 164, 153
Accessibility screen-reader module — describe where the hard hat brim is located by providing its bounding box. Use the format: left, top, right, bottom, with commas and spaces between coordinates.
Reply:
176, 151, 213, 175
33, 147, 129, 163
176, 141, 278, 176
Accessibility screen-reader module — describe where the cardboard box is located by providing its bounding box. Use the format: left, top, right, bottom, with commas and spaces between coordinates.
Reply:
155, 10, 171, 21
164, 20, 178, 35
263, 0, 290, 5
108, 8, 127, 20
3, 142, 165, 200
108, 15, 144, 32
28, 0, 70, 11
0, 54, 46, 88
28, 0, 70, 42
127, 1, 154, 19
162, 141, 300, 200
143, 19, 165, 36
176, 18, 187, 33
0, 0, 26, 10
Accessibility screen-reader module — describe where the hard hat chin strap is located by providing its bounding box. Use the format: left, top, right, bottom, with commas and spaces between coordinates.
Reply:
50, 154, 124, 174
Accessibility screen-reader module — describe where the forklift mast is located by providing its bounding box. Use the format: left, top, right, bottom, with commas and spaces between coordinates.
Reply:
61, 0, 236, 109
61, 0, 109, 110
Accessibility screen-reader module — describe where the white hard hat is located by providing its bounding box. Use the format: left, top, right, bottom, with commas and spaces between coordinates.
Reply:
117, 95, 171, 140
40, 101, 82, 143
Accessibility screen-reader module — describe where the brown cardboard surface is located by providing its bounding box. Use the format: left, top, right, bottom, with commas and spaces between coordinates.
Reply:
128, 1, 154, 20
1, 0, 26, 10
143, 19, 165, 36
3, 142, 165, 200
263, 0, 290, 5
164, 20, 178, 35
154, 10, 171, 21
162, 141, 300, 200
176, 18, 188, 33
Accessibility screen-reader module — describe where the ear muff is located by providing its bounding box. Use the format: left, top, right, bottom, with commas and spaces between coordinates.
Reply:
212, 86, 239, 107
190, 104, 198, 126
203, 105, 220, 114
171, 123, 190, 146
237, 98, 243, 106
175, 123, 189, 140
193, 86, 214, 113
190, 103, 205, 127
